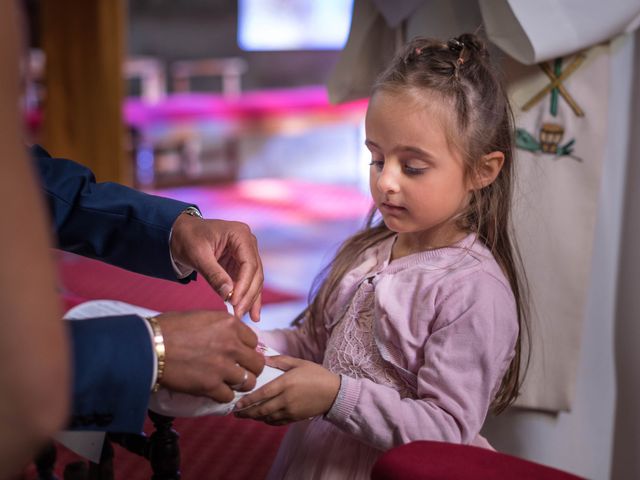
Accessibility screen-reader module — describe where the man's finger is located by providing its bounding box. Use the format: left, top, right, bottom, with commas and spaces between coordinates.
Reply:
233, 324, 264, 377
235, 345, 265, 378
226, 364, 257, 393
236, 321, 259, 349
249, 292, 262, 323
208, 383, 235, 404
229, 259, 257, 316
237, 268, 263, 320
197, 252, 234, 300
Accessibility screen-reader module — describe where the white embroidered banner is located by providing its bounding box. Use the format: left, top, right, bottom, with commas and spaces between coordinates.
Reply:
506, 44, 610, 411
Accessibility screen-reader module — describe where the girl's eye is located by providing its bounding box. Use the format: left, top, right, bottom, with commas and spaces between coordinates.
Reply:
403, 159, 429, 175
403, 165, 428, 176
369, 158, 384, 170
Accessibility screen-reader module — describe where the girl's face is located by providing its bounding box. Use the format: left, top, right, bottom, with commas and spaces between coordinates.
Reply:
366, 89, 472, 253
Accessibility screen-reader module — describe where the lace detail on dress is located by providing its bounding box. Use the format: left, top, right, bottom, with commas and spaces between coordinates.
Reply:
323, 280, 414, 399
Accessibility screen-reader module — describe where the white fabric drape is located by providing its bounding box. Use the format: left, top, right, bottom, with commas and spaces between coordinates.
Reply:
479, 0, 640, 64
505, 46, 610, 411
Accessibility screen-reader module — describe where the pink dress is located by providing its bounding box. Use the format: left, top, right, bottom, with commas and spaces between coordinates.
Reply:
267, 280, 413, 479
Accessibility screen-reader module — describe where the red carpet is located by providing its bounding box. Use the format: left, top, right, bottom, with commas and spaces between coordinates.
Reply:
22, 416, 287, 479
57, 251, 301, 312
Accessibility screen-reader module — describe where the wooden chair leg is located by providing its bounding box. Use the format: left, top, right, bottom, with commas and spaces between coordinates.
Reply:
148, 411, 180, 480
35, 441, 58, 480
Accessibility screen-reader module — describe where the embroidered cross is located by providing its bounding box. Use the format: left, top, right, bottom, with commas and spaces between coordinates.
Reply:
522, 53, 586, 117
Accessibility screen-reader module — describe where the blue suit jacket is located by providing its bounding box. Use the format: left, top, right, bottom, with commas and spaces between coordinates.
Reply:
32, 145, 195, 433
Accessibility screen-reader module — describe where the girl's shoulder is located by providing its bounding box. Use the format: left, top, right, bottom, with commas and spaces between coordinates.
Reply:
450, 238, 513, 293
377, 236, 514, 304
384, 234, 506, 277
375, 247, 517, 337
372, 242, 518, 357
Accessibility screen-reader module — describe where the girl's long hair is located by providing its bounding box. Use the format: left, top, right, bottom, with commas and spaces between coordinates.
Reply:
295, 33, 529, 414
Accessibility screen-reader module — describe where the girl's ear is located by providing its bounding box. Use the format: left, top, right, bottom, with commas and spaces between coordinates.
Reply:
470, 151, 505, 190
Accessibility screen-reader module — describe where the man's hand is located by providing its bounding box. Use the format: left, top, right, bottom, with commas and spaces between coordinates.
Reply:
157, 311, 265, 403
233, 355, 340, 426
170, 215, 263, 321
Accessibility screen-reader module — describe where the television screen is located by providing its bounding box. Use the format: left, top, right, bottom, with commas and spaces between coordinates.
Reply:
238, 0, 353, 51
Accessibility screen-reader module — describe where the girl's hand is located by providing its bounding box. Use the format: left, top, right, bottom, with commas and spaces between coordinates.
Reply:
233, 355, 340, 426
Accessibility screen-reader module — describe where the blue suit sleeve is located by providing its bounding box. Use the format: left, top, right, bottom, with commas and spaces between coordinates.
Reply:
29, 145, 201, 432
31, 144, 195, 282
66, 315, 153, 433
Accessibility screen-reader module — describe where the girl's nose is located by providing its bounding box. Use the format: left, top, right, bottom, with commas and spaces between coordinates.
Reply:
376, 164, 401, 194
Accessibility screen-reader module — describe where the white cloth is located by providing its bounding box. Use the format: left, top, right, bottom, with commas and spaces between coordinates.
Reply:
479, 0, 640, 64
328, 0, 640, 101
149, 344, 283, 417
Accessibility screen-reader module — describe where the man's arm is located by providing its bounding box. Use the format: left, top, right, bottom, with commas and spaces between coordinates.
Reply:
0, 2, 69, 476
31, 146, 266, 433
32, 145, 194, 281
33, 146, 263, 319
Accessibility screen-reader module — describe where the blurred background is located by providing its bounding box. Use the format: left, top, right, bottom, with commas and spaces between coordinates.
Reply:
23, 0, 369, 187
21, 0, 373, 331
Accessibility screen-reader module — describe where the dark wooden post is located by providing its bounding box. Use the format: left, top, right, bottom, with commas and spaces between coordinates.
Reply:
148, 411, 181, 480
40, 0, 131, 185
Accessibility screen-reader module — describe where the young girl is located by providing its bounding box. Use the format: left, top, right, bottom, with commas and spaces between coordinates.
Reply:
234, 33, 528, 479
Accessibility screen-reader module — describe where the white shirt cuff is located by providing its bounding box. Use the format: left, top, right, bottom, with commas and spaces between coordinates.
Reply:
168, 215, 196, 279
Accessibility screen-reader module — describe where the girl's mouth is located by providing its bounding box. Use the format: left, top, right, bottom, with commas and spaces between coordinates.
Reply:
380, 202, 406, 214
